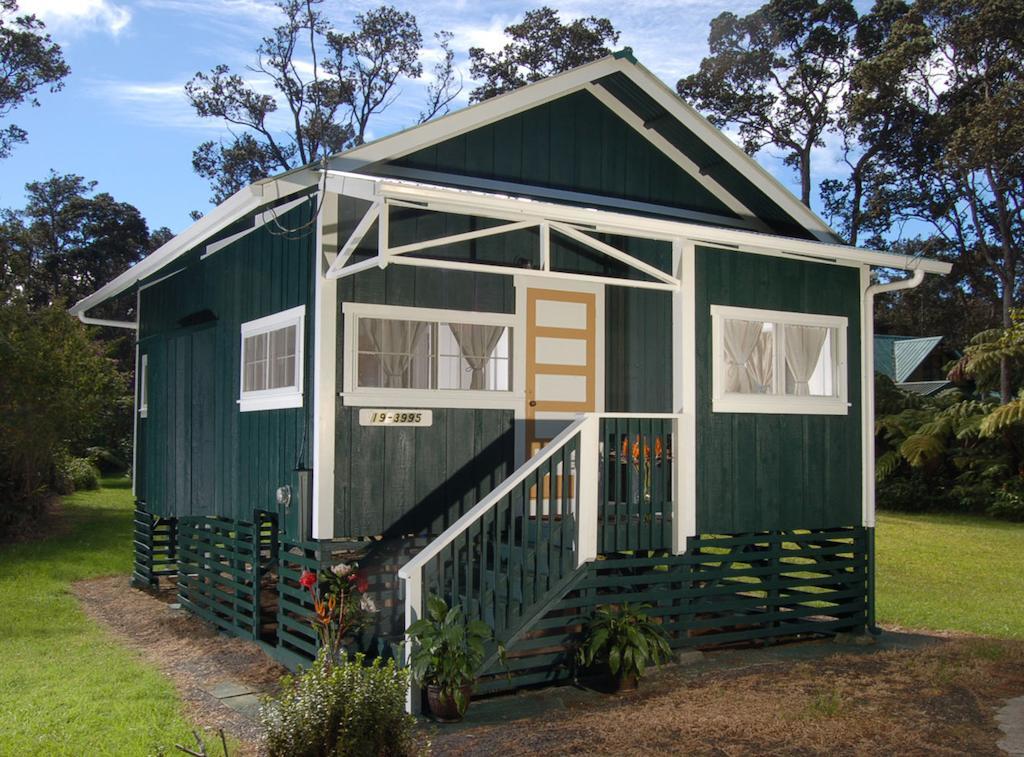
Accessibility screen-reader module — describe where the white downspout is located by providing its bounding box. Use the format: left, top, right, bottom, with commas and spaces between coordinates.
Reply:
862, 266, 926, 637
862, 267, 926, 527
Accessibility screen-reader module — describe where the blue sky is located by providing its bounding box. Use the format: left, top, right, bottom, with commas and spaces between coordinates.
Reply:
2, 0, 846, 234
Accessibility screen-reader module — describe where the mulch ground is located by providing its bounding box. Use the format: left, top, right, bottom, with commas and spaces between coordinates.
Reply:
73, 577, 1024, 756
429, 636, 1024, 756
72, 576, 286, 754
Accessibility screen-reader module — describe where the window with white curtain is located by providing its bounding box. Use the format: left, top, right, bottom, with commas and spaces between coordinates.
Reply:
239, 305, 305, 411
343, 303, 515, 408
711, 305, 847, 415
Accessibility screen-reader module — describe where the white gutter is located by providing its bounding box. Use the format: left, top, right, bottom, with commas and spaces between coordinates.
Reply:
862, 267, 928, 529
76, 314, 138, 330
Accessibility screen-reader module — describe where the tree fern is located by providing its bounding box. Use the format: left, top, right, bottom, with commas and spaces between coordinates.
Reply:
899, 433, 947, 467
980, 398, 1024, 437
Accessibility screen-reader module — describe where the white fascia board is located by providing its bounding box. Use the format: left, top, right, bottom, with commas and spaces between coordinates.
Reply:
327, 171, 952, 274
70, 173, 319, 317
623, 60, 839, 242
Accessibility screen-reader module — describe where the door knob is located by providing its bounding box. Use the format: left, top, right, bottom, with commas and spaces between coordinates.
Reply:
529, 400, 537, 407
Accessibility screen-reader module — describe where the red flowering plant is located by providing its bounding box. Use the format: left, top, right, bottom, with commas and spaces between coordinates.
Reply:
298, 562, 376, 665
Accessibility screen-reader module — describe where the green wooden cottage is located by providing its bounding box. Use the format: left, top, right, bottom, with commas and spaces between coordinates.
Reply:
72, 50, 950, 697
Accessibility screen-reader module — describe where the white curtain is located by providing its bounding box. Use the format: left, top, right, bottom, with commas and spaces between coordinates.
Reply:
784, 325, 828, 396
748, 330, 773, 392
448, 324, 504, 390
723, 319, 765, 393
368, 319, 427, 388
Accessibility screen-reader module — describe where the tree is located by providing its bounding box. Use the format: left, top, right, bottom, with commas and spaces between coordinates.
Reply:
0, 0, 69, 159
186, 1, 451, 204
854, 0, 1024, 401
467, 7, 620, 102
677, 0, 859, 206
2, 172, 153, 312
0, 302, 125, 533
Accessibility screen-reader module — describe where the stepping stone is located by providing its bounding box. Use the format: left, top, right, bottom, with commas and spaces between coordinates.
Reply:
221, 693, 263, 721
998, 695, 1024, 755
205, 680, 258, 699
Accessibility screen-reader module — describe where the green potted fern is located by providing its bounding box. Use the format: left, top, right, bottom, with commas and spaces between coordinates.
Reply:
406, 595, 495, 721
578, 603, 672, 692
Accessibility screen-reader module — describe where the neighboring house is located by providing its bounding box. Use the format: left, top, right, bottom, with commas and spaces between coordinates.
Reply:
874, 334, 953, 396
72, 50, 951, 698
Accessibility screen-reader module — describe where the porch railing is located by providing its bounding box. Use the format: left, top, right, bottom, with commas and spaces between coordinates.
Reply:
598, 415, 676, 552
396, 412, 680, 709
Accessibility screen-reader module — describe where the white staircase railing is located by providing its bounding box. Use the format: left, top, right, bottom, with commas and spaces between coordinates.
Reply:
397, 413, 598, 711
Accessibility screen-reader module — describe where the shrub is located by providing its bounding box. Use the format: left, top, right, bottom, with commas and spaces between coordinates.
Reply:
988, 484, 1024, 521
261, 652, 421, 757
53, 454, 100, 494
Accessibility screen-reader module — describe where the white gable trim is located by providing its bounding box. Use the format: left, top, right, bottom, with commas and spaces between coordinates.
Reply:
329, 54, 835, 241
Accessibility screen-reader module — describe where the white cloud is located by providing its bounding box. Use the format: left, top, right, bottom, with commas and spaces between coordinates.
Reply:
88, 78, 218, 130
138, 0, 278, 25
18, 0, 131, 36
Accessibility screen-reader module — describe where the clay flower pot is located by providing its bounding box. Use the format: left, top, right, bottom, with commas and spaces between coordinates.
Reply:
426, 683, 474, 722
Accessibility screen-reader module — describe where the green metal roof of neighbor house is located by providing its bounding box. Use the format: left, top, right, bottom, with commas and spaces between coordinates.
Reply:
898, 380, 953, 396
874, 335, 944, 383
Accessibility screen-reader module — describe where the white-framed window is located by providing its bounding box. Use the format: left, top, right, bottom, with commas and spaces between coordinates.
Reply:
342, 302, 517, 409
138, 353, 148, 418
239, 305, 305, 412
710, 305, 848, 415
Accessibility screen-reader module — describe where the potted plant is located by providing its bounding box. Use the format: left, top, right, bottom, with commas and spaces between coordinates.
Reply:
577, 603, 672, 692
406, 595, 495, 722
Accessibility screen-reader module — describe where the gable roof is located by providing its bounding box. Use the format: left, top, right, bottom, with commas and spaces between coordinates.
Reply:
874, 335, 944, 383
328, 50, 839, 243
70, 51, 953, 321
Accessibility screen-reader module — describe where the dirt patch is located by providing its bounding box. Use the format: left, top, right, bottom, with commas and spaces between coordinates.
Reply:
431, 637, 1024, 756
73, 576, 287, 755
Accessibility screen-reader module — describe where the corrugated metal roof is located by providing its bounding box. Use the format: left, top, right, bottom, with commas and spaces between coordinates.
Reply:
897, 380, 952, 396
874, 335, 943, 382
894, 336, 943, 383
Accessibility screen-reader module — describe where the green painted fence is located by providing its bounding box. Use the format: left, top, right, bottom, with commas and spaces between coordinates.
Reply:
476, 527, 867, 693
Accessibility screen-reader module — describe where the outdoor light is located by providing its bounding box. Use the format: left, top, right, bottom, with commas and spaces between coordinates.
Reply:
275, 484, 292, 509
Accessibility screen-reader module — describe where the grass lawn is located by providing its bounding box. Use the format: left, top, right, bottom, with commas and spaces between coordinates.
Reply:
876, 510, 1024, 638
0, 479, 210, 756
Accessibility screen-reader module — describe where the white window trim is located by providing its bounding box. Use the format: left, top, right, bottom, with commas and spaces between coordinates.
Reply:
138, 353, 148, 418
239, 304, 305, 412
341, 302, 520, 410
710, 304, 849, 416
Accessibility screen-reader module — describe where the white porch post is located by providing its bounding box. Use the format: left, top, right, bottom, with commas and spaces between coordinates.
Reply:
673, 240, 698, 553
404, 569, 423, 714
576, 414, 600, 567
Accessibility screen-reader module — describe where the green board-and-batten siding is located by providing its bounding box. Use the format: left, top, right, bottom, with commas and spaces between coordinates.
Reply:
135, 200, 316, 540
695, 246, 863, 533
386, 89, 736, 220
332, 261, 516, 539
